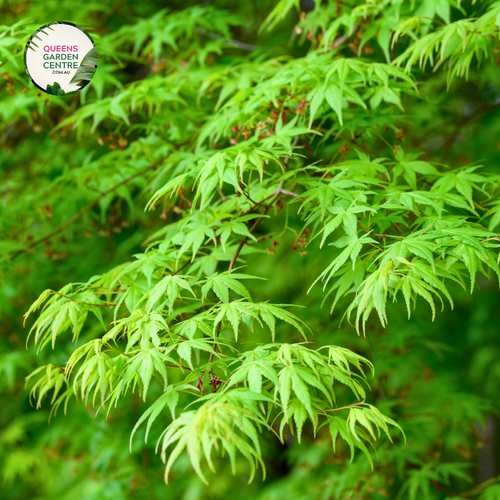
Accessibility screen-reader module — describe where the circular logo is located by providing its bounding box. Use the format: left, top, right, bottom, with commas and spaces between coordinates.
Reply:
24, 22, 98, 96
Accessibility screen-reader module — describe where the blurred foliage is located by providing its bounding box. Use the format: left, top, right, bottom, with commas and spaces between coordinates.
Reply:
1, 0, 500, 499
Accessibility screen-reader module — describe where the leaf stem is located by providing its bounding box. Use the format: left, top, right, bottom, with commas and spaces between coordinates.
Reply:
321, 400, 366, 412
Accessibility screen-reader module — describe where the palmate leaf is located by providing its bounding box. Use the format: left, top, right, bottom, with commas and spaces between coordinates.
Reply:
328, 404, 404, 469
398, 462, 472, 500
106, 347, 173, 408
146, 274, 196, 312
111, 345, 178, 403
130, 384, 195, 450
347, 405, 404, 444
200, 271, 262, 303
274, 343, 367, 409
218, 342, 377, 451
277, 365, 320, 425
311, 232, 378, 293
216, 215, 265, 251
212, 300, 308, 342
25, 287, 117, 350
345, 217, 500, 331
72, 351, 120, 405
329, 416, 373, 466
175, 338, 219, 369
260, 0, 300, 32
394, 4, 500, 84
25, 364, 71, 414
226, 358, 279, 394
282, 398, 308, 443
158, 401, 268, 484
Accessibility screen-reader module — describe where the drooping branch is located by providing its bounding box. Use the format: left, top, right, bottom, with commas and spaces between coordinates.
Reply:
10, 163, 159, 261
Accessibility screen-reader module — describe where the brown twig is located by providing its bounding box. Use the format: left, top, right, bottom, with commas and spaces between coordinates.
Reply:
228, 214, 267, 271
172, 261, 190, 276
10, 163, 159, 261
320, 400, 366, 412
194, 26, 260, 52
332, 23, 359, 48
279, 188, 320, 206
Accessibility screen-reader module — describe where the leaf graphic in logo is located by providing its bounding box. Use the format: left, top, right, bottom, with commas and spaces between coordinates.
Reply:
70, 47, 98, 85
46, 81, 66, 95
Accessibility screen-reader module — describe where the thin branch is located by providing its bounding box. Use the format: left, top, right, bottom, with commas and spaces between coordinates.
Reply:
10, 163, 159, 261
332, 23, 359, 48
229, 238, 248, 272
320, 400, 366, 412
279, 188, 320, 206
194, 26, 260, 51
172, 261, 190, 276
217, 185, 229, 202
420, 16, 446, 27
416, 223, 434, 238
229, 215, 265, 271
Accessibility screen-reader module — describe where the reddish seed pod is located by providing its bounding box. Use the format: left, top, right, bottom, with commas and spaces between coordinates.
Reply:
160, 213, 167, 219
292, 246, 297, 250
